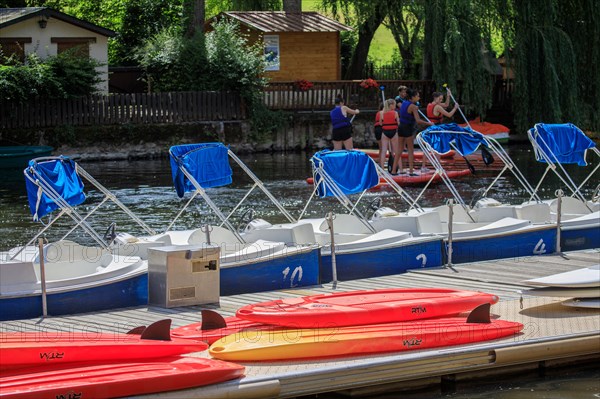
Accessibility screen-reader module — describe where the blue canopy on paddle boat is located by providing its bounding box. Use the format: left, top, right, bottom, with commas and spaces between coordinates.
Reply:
419, 123, 488, 156
311, 150, 379, 198
24, 157, 86, 221
529, 123, 596, 166
169, 143, 233, 198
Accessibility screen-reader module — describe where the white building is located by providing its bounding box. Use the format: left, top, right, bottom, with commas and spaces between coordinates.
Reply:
0, 7, 115, 93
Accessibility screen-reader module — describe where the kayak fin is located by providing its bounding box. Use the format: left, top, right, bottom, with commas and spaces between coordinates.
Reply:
201, 309, 228, 330
140, 319, 172, 341
466, 303, 491, 324
126, 325, 146, 335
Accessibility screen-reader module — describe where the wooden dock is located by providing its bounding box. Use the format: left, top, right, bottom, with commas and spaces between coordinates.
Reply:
1, 250, 599, 398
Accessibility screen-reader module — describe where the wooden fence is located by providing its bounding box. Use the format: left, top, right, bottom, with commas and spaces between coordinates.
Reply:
0, 91, 245, 129
263, 80, 437, 110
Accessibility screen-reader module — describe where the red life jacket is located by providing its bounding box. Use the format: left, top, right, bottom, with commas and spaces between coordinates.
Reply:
374, 111, 383, 127
427, 103, 443, 124
382, 110, 398, 130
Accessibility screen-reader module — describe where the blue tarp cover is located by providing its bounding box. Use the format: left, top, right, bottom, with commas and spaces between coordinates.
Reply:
311, 150, 379, 197
169, 143, 233, 198
420, 123, 487, 156
25, 157, 86, 221
530, 123, 596, 166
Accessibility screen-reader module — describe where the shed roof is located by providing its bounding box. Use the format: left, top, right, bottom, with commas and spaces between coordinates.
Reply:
217, 11, 352, 33
0, 7, 116, 37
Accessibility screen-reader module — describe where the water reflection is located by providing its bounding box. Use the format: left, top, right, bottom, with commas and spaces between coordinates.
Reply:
0, 145, 596, 251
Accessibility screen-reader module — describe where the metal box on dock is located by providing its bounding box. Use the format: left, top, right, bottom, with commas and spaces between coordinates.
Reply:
147, 245, 220, 307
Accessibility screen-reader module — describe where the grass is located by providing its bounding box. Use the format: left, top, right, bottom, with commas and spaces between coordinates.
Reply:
302, 0, 396, 63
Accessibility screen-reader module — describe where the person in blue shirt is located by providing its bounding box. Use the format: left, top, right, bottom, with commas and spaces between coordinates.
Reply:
330, 96, 360, 150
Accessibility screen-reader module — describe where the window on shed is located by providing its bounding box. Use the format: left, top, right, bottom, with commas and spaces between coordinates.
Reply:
264, 35, 280, 71
51, 37, 96, 57
0, 38, 32, 63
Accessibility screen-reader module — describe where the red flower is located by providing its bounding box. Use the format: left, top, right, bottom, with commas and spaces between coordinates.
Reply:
360, 78, 379, 89
295, 79, 313, 91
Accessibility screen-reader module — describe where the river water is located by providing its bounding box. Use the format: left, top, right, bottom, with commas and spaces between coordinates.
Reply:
0, 145, 598, 397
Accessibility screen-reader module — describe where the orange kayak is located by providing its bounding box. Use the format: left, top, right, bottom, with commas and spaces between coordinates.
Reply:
210, 305, 522, 362
357, 148, 456, 159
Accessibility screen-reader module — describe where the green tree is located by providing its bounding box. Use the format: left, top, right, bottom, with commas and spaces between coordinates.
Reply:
385, 0, 425, 79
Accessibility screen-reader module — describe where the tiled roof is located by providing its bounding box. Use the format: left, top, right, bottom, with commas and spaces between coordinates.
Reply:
219, 11, 352, 33
0, 7, 116, 37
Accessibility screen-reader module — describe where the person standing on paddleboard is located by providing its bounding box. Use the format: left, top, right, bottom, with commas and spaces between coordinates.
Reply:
399, 89, 434, 176
330, 96, 359, 150
380, 98, 402, 174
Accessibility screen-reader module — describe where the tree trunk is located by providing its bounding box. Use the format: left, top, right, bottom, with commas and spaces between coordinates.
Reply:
185, 0, 205, 37
344, 7, 385, 79
283, 0, 302, 13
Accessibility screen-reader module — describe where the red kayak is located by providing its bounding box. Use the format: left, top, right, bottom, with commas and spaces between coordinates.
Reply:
210, 304, 523, 361
306, 168, 472, 188
235, 288, 499, 328
0, 357, 244, 399
0, 319, 207, 371
357, 148, 456, 160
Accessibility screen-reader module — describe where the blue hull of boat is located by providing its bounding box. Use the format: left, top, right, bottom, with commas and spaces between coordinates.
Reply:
220, 247, 321, 295
561, 225, 600, 251
0, 274, 148, 322
319, 239, 443, 283
447, 227, 557, 264
0, 146, 54, 169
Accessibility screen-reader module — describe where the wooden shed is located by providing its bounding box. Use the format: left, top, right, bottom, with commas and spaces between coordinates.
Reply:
0, 7, 115, 93
210, 12, 352, 82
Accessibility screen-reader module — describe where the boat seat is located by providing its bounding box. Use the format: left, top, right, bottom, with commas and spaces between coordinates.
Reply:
242, 219, 317, 246
0, 261, 39, 293
432, 204, 472, 223
371, 210, 443, 236
44, 240, 106, 263
514, 202, 551, 223
470, 206, 517, 223
188, 225, 243, 246
318, 214, 373, 234
550, 197, 592, 215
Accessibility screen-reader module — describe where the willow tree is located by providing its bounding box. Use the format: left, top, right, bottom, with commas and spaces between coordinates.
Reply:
555, 0, 600, 131
423, 0, 502, 118
321, 0, 387, 79
384, 0, 425, 79
511, 1, 579, 132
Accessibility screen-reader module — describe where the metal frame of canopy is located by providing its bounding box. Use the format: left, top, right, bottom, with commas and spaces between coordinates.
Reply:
527, 123, 600, 209
166, 144, 296, 243
414, 126, 541, 222
300, 150, 424, 232
11, 156, 156, 260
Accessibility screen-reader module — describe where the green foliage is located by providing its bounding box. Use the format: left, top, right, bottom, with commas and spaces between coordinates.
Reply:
511, 1, 579, 132
0, 52, 100, 103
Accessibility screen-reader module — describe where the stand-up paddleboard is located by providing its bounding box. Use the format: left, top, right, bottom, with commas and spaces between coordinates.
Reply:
0, 357, 244, 399
357, 149, 456, 160
210, 304, 523, 361
306, 169, 472, 188
562, 298, 600, 309
0, 320, 208, 371
522, 265, 600, 288
520, 287, 600, 298
235, 288, 499, 328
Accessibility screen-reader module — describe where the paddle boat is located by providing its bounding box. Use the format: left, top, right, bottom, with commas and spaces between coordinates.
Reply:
0, 156, 153, 321
359, 124, 559, 264
111, 143, 321, 295
0, 145, 53, 169
241, 149, 444, 283
526, 123, 599, 251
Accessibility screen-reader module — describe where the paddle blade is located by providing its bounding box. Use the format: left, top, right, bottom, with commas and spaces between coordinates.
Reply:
481, 146, 494, 165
